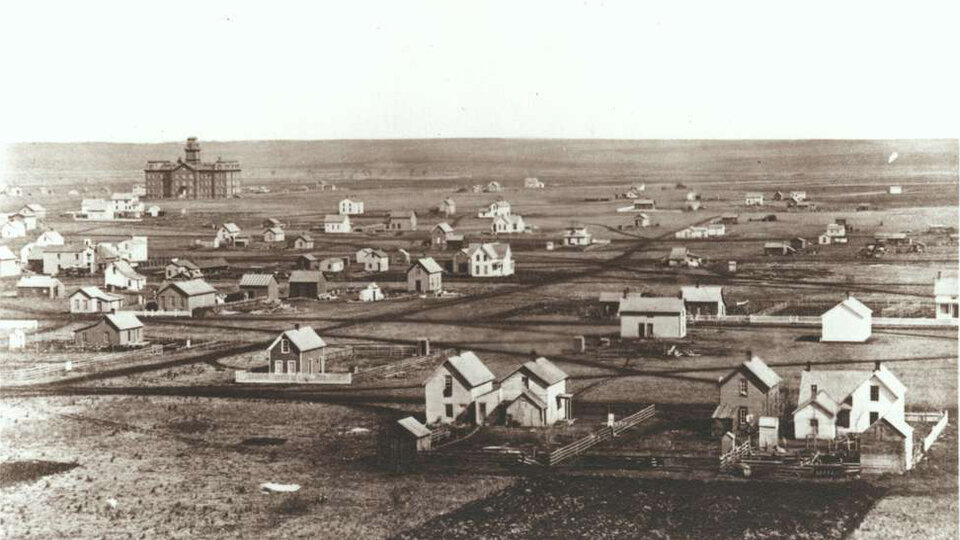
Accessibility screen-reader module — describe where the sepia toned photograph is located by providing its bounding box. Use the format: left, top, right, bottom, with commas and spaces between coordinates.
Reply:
1, 2, 958, 538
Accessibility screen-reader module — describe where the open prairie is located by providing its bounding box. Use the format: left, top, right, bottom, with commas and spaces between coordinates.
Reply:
1, 138, 957, 538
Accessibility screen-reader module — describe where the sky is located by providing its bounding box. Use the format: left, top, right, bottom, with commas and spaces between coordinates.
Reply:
0, 1, 958, 143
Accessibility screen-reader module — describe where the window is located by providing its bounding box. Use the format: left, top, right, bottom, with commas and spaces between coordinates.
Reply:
837, 410, 850, 428
522, 376, 530, 389
443, 375, 453, 397
869, 412, 879, 425
280, 339, 290, 354
737, 407, 748, 426
810, 384, 818, 395
479, 402, 487, 420
444, 404, 453, 418
739, 379, 748, 397
870, 385, 879, 401
810, 418, 819, 433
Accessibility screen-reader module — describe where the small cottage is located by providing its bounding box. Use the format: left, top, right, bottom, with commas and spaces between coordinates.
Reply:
523, 177, 545, 189
262, 218, 285, 229
387, 211, 418, 232
491, 214, 526, 234
16, 275, 64, 298
267, 325, 327, 374
432, 222, 456, 249
357, 248, 389, 272
563, 224, 592, 247
745, 192, 764, 206
320, 257, 346, 273
680, 285, 726, 317
667, 247, 703, 268
720, 213, 739, 224
104, 260, 146, 292
296, 254, 320, 270
821, 295, 872, 342
74, 312, 144, 348
634, 213, 651, 228
289, 234, 314, 250
216, 223, 242, 246
324, 214, 351, 234
633, 199, 656, 211
763, 242, 796, 256
262, 227, 285, 243
69, 286, 123, 314
288, 271, 327, 299
156, 279, 218, 312
618, 296, 686, 339
407, 257, 443, 294
239, 274, 279, 301
451, 243, 514, 277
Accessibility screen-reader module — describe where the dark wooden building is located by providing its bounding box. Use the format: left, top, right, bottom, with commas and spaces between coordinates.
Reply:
288, 270, 326, 298
144, 138, 241, 199
377, 416, 432, 472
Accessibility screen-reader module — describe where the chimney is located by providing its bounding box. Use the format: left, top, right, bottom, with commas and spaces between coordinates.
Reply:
874, 360, 881, 371
294, 323, 300, 330
746, 350, 753, 361
622, 287, 630, 299
846, 291, 851, 299
937, 271, 942, 280
805, 361, 812, 372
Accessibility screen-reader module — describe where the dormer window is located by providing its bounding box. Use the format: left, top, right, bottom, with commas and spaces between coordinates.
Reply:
522, 376, 530, 389
280, 339, 290, 354
739, 379, 748, 396
870, 385, 879, 401
810, 384, 818, 395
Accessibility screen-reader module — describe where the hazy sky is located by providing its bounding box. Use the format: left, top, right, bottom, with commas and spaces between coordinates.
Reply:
1, 1, 957, 143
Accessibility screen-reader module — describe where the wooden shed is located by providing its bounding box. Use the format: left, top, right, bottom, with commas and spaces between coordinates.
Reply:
377, 416, 432, 472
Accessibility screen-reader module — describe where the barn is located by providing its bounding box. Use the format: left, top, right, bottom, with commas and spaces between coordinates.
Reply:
618, 296, 686, 339
239, 274, 279, 301
407, 257, 443, 294
377, 416, 432, 472
156, 279, 218, 312
288, 270, 326, 298
17, 276, 65, 298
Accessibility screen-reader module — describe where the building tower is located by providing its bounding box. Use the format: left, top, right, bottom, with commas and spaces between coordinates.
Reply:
184, 137, 201, 165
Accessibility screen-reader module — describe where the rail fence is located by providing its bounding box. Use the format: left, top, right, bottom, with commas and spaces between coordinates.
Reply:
353, 348, 455, 382
720, 440, 752, 468
922, 411, 949, 453
234, 371, 352, 384
546, 405, 656, 466
0, 339, 239, 386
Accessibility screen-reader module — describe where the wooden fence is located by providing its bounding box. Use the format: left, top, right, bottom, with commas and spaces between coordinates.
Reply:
122, 310, 192, 318
353, 348, 455, 382
690, 314, 958, 328
234, 371, 352, 384
922, 411, 949, 452
720, 440, 752, 468
546, 405, 656, 466
0, 339, 235, 386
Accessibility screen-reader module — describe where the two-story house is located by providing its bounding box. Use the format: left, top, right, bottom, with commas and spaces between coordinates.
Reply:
792, 362, 907, 440
712, 353, 782, 434
266, 325, 327, 374
500, 357, 572, 427
451, 243, 515, 277
424, 351, 500, 425
338, 198, 365, 215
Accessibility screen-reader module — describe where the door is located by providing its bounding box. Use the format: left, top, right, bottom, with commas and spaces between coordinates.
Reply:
638, 323, 646, 338
273, 361, 283, 373
287, 360, 296, 374
479, 402, 487, 423
416, 279, 423, 293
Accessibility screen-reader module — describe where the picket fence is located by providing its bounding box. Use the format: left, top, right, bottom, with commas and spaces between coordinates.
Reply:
922, 411, 949, 452
690, 314, 958, 328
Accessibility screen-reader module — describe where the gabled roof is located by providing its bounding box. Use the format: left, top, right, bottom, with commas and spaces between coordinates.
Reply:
73, 286, 121, 302
104, 312, 143, 331
271, 326, 326, 352
669, 246, 698, 260
263, 218, 282, 226
797, 367, 905, 407
289, 270, 325, 283
745, 192, 764, 197
826, 296, 872, 319
434, 222, 454, 233
618, 296, 684, 314
872, 414, 914, 438
514, 357, 568, 387
444, 351, 495, 388
239, 273, 277, 287
0, 245, 14, 260
720, 355, 781, 391
793, 390, 840, 418
170, 258, 201, 271
160, 279, 217, 297
325, 214, 349, 224
299, 254, 318, 261
369, 249, 388, 259
264, 227, 284, 235
599, 291, 644, 303
293, 233, 313, 242
388, 210, 416, 219
110, 259, 145, 280
509, 388, 547, 410
681, 285, 724, 304
397, 416, 431, 438
412, 257, 443, 274
221, 223, 240, 233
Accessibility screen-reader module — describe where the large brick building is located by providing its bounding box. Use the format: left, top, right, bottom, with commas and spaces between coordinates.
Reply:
144, 137, 241, 199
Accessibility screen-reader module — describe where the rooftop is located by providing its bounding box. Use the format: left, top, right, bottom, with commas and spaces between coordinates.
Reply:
618, 296, 684, 314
